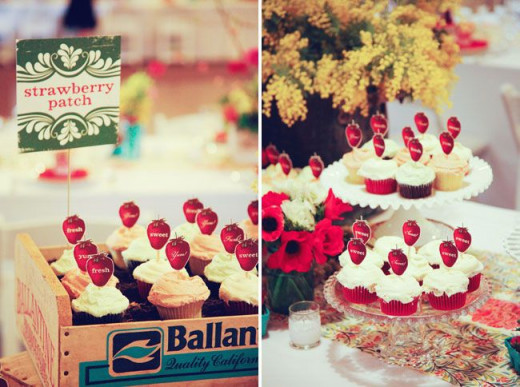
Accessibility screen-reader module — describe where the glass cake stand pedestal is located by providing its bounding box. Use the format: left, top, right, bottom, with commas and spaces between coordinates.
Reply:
323, 273, 491, 367
320, 157, 493, 245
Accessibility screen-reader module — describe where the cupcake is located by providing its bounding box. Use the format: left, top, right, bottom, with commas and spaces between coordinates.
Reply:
106, 224, 146, 269
357, 158, 398, 194
417, 133, 441, 158
133, 259, 189, 299
172, 222, 200, 243
339, 247, 385, 272
148, 272, 210, 319
342, 148, 375, 184
50, 248, 76, 277
189, 233, 225, 276
373, 236, 415, 274
417, 239, 443, 269
336, 263, 383, 304
449, 253, 483, 292
431, 143, 472, 174
219, 272, 259, 315
121, 236, 167, 274
376, 274, 422, 316
204, 251, 250, 298
394, 146, 430, 166
61, 268, 119, 299
423, 269, 469, 310
262, 163, 297, 185
429, 153, 467, 191
406, 253, 433, 285
361, 138, 399, 159
71, 283, 129, 325
396, 161, 435, 199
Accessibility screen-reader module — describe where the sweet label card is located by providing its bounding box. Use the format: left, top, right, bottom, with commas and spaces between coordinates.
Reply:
16, 36, 121, 153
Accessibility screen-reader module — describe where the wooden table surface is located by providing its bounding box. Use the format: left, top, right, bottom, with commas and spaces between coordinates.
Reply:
0, 352, 41, 387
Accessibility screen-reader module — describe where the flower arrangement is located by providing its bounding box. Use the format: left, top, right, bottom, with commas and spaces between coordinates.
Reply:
120, 71, 155, 124
262, 0, 461, 126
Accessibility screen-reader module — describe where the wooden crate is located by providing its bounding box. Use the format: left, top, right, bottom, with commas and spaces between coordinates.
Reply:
15, 234, 258, 387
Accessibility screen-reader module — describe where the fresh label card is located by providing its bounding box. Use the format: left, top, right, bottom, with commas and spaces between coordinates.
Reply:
16, 36, 121, 153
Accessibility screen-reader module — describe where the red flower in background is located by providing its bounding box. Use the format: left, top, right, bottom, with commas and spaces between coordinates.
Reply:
267, 230, 314, 273
324, 189, 352, 220
262, 191, 289, 209
262, 205, 284, 242
147, 60, 167, 79
223, 105, 239, 123
312, 218, 345, 264
244, 48, 258, 67
262, 149, 269, 167
227, 60, 248, 74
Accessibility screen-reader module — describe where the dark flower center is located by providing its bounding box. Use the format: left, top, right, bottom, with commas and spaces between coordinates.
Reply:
263, 217, 278, 232
286, 240, 300, 255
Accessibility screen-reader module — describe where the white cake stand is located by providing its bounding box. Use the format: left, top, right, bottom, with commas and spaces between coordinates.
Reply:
320, 157, 493, 245
324, 273, 491, 366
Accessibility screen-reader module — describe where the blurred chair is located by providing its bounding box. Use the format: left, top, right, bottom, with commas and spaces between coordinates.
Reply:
101, 14, 145, 65
155, 16, 196, 64
501, 83, 520, 209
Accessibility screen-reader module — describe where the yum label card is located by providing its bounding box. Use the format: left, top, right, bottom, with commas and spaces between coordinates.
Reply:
16, 36, 120, 153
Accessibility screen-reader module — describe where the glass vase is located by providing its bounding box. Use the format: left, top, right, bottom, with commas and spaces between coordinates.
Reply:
266, 268, 314, 315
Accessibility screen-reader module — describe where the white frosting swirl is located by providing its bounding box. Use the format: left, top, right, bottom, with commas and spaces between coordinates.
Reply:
204, 252, 257, 283
50, 248, 76, 276
396, 161, 435, 186
173, 222, 200, 243
358, 159, 398, 180
219, 272, 259, 305
122, 236, 166, 263
449, 253, 483, 278
431, 142, 472, 162
422, 269, 469, 296
418, 133, 439, 154
339, 248, 384, 269
417, 240, 443, 266
133, 259, 188, 284
375, 274, 422, 303
373, 236, 414, 260
362, 138, 399, 158
407, 253, 434, 281
71, 283, 129, 317
336, 264, 383, 292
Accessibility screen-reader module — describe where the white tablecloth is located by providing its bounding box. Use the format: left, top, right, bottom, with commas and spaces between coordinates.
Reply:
262, 200, 518, 387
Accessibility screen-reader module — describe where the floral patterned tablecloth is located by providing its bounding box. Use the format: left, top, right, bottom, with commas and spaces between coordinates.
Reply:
269, 251, 520, 386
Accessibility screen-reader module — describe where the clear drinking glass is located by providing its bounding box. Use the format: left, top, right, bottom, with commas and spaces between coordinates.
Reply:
288, 301, 321, 349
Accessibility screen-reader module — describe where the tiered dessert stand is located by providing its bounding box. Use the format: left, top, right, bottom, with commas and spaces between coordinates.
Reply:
321, 156, 493, 245
320, 156, 494, 366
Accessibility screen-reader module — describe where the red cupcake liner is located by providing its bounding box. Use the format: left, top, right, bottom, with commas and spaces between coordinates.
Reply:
365, 178, 397, 195
379, 297, 419, 316
428, 291, 467, 310
136, 280, 153, 300
398, 183, 433, 199
467, 273, 482, 292
341, 285, 378, 304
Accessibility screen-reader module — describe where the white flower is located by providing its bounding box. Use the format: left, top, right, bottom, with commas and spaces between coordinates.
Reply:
281, 199, 315, 230
57, 120, 81, 145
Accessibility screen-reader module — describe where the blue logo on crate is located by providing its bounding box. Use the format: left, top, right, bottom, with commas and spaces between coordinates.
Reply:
108, 328, 162, 376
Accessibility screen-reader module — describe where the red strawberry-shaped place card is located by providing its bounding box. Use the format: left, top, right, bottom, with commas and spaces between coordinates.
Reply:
147, 219, 171, 250
86, 253, 114, 287
373, 134, 385, 158
402, 220, 420, 246
235, 239, 258, 271
402, 126, 415, 147
309, 154, 324, 178
196, 208, 218, 235
220, 223, 245, 254
248, 200, 259, 225
439, 132, 454, 155
62, 215, 85, 244
439, 240, 458, 267
388, 248, 408, 275
453, 226, 471, 252
265, 144, 280, 165
183, 198, 204, 224
165, 236, 191, 270
370, 113, 388, 136
73, 239, 98, 272
119, 201, 140, 228
447, 116, 461, 139
279, 152, 292, 175
414, 112, 429, 134
346, 122, 363, 148
408, 138, 423, 162
347, 238, 367, 265
352, 219, 371, 245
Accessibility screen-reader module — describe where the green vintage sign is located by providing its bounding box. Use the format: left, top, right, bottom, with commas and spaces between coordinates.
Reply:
16, 36, 121, 153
